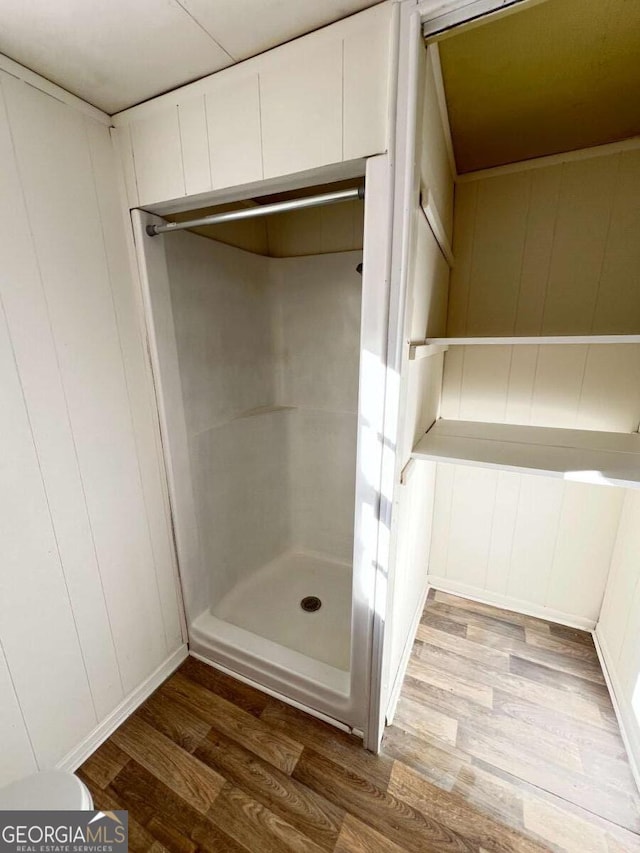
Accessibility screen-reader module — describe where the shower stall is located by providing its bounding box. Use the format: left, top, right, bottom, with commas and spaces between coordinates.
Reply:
132, 159, 391, 731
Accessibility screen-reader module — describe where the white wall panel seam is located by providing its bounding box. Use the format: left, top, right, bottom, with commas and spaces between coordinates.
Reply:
462, 183, 479, 334
529, 346, 541, 424
0, 639, 38, 769
512, 171, 534, 334
257, 74, 266, 180
202, 96, 214, 189
542, 483, 567, 610
0, 295, 98, 723
538, 163, 565, 332
128, 125, 142, 206
443, 465, 457, 577
589, 154, 622, 334
483, 474, 500, 589
572, 346, 591, 429
504, 475, 522, 591
83, 118, 171, 656
176, 104, 188, 200
0, 80, 124, 702
341, 40, 346, 163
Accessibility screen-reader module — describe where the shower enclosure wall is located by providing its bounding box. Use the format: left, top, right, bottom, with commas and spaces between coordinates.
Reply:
132, 169, 387, 730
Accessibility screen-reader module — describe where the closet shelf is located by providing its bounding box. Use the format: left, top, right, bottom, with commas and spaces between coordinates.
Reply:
412, 419, 640, 488
420, 335, 640, 346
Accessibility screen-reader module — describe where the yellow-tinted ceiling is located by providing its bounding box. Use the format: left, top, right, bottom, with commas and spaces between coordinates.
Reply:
437, 0, 640, 173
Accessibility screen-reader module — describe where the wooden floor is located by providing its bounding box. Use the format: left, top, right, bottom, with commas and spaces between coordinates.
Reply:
79, 592, 640, 852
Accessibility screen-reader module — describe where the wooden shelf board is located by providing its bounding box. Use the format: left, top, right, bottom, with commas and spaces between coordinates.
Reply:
424, 335, 640, 346
412, 419, 640, 488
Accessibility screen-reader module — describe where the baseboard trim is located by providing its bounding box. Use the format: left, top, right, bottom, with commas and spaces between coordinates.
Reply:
385, 582, 431, 725
57, 644, 188, 772
593, 628, 640, 795
427, 577, 596, 631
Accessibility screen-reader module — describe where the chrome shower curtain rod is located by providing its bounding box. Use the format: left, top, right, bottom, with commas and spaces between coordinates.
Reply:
145, 184, 365, 237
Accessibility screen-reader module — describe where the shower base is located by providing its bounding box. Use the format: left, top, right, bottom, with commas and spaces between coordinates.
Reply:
215, 551, 351, 669
189, 550, 354, 723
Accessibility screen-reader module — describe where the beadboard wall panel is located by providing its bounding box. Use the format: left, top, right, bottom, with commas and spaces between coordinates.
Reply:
597, 490, 640, 778
0, 67, 183, 787
112, 3, 394, 207
429, 464, 624, 626
430, 145, 640, 624
441, 344, 640, 432
447, 148, 640, 337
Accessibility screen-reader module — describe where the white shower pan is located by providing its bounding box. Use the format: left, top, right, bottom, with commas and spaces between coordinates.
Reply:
191, 551, 352, 710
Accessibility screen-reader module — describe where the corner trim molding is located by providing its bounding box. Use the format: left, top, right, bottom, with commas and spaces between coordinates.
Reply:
56, 644, 188, 772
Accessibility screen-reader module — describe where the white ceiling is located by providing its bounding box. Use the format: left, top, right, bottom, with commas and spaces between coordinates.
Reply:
0, 0, 380, 115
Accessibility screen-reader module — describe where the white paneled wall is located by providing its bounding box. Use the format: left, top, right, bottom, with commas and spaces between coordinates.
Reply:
112, 3, 394, 208
441, 344, 640, 432
429, 144, 640, 625
429, 466, 624, 627
598, 491, 640, 779
448, 147, 640, 337
0, 67, 184, 786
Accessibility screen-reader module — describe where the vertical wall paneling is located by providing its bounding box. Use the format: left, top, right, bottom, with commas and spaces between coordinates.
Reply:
0, 66, 185, 783
205, 74, 263, 190
342, 4, 391, 161
448, 149, 640, 337
593, 151, 640, 333
541, 157, 619, 335
0, 77, 124, 725
429, 466, 623, 626
177, 95, 211, 197
4, 76, 169, 692
445, 465, 497, 589
577, 345, 640, 434
485, 471, 520, 594
432, 147, 640, 622
597, 490, 640, 780
260, 38, 343, 179
111, 4, 393, 209
0, 298, 97, 768
0, 645, 37, 783
131, 107, 185, 206
85, 119, 183, 652
514, 166, 561, 335
440, 343, 640, 433
548, 484, 624, 619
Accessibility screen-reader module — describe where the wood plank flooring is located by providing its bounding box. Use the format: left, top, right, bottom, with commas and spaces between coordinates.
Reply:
79, 593, 640, 852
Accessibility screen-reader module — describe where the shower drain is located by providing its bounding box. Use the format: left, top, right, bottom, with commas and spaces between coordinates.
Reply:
300, 596, 322, 613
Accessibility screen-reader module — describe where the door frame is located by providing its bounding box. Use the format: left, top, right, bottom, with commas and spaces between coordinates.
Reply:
365, 0, 546, 752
